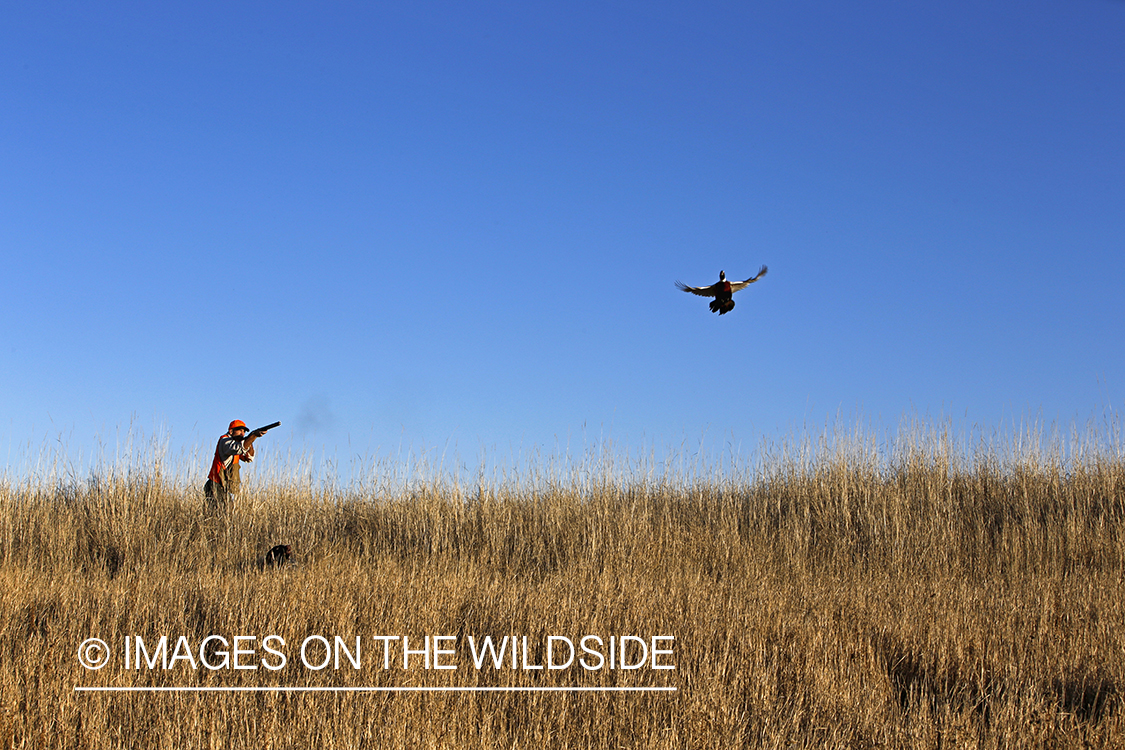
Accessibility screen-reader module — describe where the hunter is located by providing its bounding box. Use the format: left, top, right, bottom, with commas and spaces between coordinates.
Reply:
204, 419, 267, 507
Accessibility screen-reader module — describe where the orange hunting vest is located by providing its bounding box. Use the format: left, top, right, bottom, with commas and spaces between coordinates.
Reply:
208, 434, 245, 487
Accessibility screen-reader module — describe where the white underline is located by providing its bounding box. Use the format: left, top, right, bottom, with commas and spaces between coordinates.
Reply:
76, 686, 677, 693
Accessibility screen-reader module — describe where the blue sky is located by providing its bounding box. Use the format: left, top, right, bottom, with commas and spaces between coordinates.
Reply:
3, 1, 1123, 479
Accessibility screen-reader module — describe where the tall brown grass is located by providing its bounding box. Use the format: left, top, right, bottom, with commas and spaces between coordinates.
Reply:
2, 419, 1123, 748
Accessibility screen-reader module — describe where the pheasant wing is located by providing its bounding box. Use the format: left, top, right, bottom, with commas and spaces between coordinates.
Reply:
728, 265, 768, 293
675, 280, 720, 297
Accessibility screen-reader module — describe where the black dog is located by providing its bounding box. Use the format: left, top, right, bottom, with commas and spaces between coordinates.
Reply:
264, 544, 292, 568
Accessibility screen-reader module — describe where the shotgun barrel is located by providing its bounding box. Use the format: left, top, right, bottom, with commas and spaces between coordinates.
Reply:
253, 421, 282, 434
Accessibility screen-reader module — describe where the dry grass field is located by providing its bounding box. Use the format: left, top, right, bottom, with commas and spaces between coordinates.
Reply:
2, 421, 1123, 748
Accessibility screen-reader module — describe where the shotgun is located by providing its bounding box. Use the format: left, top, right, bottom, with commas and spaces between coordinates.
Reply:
251, 421, 282, 436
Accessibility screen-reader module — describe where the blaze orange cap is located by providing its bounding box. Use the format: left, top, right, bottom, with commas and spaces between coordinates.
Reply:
229, 420, 248, 433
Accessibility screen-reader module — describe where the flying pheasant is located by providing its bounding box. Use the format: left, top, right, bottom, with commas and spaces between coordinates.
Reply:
675, 266, 768, 315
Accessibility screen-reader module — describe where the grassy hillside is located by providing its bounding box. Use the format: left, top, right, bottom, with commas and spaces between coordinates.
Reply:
2, 423, 1123, 747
